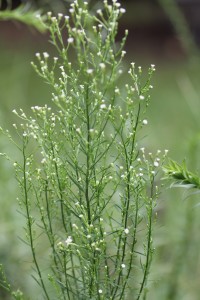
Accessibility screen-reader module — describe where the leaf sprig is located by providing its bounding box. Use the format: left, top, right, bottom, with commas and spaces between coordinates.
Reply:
0, 4, 47, 32
163, 159, 200, 189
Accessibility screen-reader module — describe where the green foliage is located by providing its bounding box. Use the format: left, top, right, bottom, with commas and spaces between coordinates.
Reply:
163, 159, 200, 189
0, 264, 11, 294
0, 264, 25, 300
0, 4, 46, 32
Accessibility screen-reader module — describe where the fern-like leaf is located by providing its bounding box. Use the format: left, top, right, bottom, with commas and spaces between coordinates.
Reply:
163, 159, 200, 189
0, 4, 47, 32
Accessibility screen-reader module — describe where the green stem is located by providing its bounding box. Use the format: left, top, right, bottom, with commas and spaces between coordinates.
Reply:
50, 142, 78, 297
63, 252, 72, 300
44, 180, 67, 300
22, 141, 50, 300
85, 83, 91, 225
136, 178, 154, 300
112, 103, 141, 298
119, 186, 140, 300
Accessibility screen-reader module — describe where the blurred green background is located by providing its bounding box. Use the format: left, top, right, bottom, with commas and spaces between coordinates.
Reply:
1, 0, 200, 299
